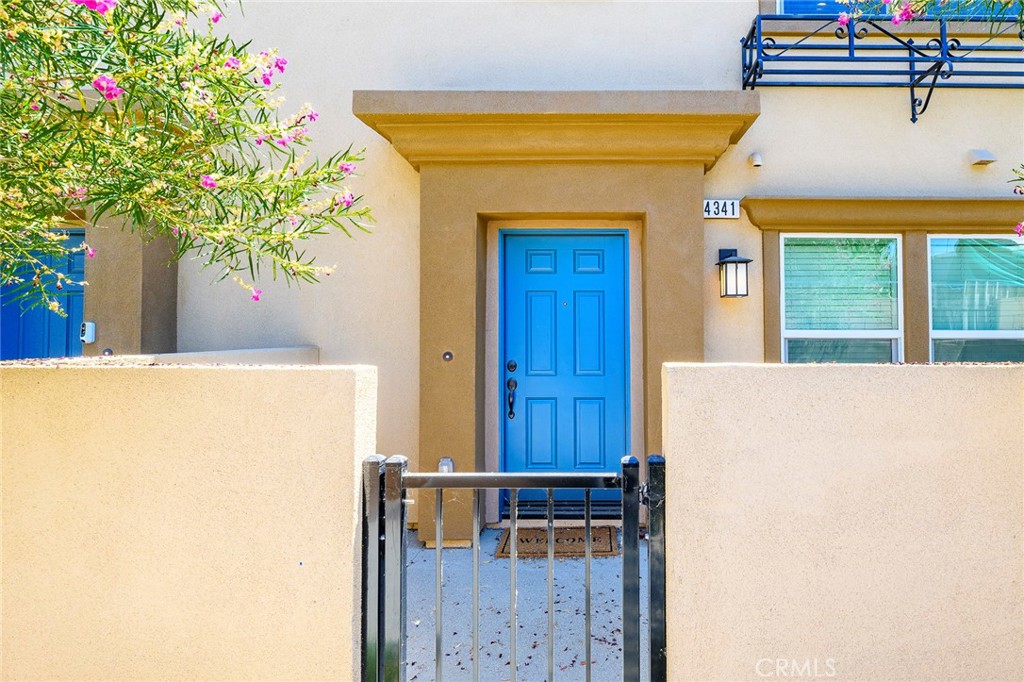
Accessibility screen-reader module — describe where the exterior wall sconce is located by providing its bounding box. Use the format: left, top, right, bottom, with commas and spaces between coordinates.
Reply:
716, 249, 752, 298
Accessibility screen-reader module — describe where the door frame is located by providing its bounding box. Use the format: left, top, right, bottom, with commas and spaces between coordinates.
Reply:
487, 221, 643, 520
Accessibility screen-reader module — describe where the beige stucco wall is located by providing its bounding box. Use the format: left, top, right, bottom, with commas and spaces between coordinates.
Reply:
173, 1, 1024, 472
1, 364, 376, 681
662, 363, 1024, 682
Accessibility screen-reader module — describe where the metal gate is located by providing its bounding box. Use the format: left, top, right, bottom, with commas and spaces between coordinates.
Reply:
361, 455, 666, 682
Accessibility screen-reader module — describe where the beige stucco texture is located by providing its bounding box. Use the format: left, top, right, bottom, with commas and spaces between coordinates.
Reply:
1, 364, 376, 681
170, 0, 1023, 489
662, 363, 1024, 682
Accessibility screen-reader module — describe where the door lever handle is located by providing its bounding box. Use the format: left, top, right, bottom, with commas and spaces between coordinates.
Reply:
506, 378, 517, 419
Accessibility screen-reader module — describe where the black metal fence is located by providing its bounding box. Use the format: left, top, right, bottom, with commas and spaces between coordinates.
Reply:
361, 455, 667, 682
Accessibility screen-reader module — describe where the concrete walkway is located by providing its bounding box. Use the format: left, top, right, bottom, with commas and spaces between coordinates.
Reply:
405, 528, 650, 682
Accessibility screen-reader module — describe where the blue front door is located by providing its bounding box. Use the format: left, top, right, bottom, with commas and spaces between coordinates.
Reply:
1, 233, 85, 360
501, 231, 629, 508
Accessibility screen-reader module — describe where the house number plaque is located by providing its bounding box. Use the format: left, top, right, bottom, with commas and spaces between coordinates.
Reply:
703, 199, 740, 219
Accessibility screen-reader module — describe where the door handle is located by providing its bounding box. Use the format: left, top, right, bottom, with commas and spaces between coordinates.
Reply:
506, 378, 517, 419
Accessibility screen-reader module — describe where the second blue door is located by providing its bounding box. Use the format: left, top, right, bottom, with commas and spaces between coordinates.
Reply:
501, 231, 629, 508
1, 232, 85, 361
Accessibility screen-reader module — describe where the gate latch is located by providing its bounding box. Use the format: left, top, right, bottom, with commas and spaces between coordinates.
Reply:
639, 482, 650, 507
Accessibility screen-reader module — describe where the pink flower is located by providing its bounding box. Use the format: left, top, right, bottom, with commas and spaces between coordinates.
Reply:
92, 75, 125, 101
211, 11, 222, 23
71, 0, 117, 15
224, 56, 240, 69
200, 175, 218, 189
288, 215, 299, 226
335, 192, 355, 209
251, 288, 262, 302
838, 12, 850, 27
1015, 222, 1024, 237
892, 4, 915, 25
68, 186, 87, 201
260, 70, 273, 86
85, 246, 96, 259
255, 134, 269, 145
307, 109, 319, 122
171, 228, 180, 236
276, 137, 289, 147
29, 102, 40, 110
273, 56, 287, 73
338, 162, 356, 174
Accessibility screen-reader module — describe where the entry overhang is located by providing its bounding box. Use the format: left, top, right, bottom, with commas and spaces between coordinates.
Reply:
353, 90, 760, 172
743, 196, 1024, 232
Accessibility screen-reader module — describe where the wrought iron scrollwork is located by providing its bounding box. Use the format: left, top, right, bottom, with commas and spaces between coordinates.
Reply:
834, 23, 870, 40
740, 14, 1024, 122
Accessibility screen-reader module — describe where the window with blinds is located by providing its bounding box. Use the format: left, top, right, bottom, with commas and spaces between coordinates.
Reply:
781, 235, 903, 363
928, 236, 1024, 362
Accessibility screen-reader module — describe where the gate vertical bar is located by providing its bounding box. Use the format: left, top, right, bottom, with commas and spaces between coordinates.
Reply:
435, 458, 453, 682
584, 489, 592, 682
510, 489, 518, 682
546, 488, 555, 682
383, 455, 408, 682
435, 484, 444, 682
621, 456, 641, 682
361, 456, 386, 682
471, 489, 481, 682
647, 455, 668, 682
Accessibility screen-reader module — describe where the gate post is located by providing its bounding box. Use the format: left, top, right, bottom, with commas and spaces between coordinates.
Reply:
361, 455, 386, 682
647, 455, 667, 682
621, 455, 641, 682
383, 455, 409, 682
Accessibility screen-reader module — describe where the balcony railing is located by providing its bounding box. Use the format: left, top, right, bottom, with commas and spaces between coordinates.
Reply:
741, 14, 1024, 121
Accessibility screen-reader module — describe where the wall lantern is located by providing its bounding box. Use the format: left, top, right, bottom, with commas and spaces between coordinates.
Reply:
716, 249, 752, 298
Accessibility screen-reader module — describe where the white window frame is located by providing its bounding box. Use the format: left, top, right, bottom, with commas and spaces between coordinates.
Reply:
780, 233, 905, 363
926, 233, 1024, 362
776, 0, 842, 13
777, 0, 1005, 16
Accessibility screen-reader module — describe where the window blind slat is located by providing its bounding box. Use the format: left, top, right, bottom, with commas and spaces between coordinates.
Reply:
784, 237, 899, 331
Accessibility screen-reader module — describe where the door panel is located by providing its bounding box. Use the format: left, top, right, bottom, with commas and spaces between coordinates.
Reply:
502, 232, 628, 505
0, 232, 85, 360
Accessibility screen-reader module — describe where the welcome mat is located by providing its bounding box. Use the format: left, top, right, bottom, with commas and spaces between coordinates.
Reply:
496, 526, 618, 558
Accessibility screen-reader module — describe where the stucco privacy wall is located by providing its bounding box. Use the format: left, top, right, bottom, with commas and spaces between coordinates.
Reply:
662, 363, 1024, 682
0, 364, 376, 681
174, 1, 1024, 477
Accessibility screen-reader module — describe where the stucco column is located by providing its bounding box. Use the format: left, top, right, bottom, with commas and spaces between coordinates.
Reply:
902, 230, 930, 363
418, 166, 483, 541
84, 227, 177, 356
643, 163, 705, 456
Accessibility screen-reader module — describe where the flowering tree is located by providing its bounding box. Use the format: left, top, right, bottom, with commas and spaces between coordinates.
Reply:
0, 0, 370, 314
840, 1, 1024, 235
